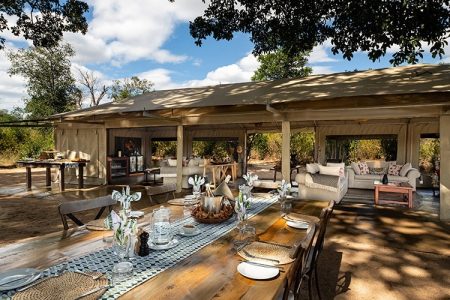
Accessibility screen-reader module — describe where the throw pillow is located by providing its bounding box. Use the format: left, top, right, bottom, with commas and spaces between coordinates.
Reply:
388, 164, 402, 176
306, 163, 320, 174
400, 163, 412, 177
167, 158, 177, 167
319, 165, 341, 177
369, 167, 386, 175
357, 162, 370, 175
351, 162, 361, 175
327, 162, 345, 169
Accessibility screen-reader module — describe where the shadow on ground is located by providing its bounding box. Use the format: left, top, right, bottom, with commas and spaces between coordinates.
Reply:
0, 168, 449, 299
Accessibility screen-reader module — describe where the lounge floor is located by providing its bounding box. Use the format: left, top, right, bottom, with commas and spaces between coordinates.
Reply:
0, 168, 449, 299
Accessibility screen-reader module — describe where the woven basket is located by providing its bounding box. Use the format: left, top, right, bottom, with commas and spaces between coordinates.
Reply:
191, 205, 234, 224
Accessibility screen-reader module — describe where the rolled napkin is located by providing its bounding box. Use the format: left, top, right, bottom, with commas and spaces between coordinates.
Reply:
283, 213, 319, 224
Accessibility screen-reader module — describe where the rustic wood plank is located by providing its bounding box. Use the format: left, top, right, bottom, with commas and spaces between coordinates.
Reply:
0, 199, 327, 299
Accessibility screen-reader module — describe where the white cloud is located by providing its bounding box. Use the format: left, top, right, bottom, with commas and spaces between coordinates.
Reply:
311, 66, 335, 75
308, 44, 337, 63
0, 47, 27, 111
184, 53, 259, 87
135, 53, 260, 91
65, 0, 207, 65
138, 68, 177, 90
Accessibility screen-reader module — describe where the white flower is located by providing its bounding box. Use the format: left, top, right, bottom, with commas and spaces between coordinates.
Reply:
243, 172, 258, 187
111, 185, 141, 210
277, 179, 291, 197
104, 210, 137, 246
188, 175, 205, 187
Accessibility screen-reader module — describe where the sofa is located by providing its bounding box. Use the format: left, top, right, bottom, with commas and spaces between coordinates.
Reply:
159, 158, 213, 189
294, 163, 349, 203
347, 160, 420, 190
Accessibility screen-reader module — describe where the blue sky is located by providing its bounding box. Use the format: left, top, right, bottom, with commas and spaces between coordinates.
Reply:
0, 0, 449, 111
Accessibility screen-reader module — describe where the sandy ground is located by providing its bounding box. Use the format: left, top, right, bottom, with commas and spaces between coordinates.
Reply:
0, 167, 449, 299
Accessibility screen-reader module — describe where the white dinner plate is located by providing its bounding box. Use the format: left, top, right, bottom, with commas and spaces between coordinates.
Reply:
184, 195, 196, 200
129, 210, 144, 218
286, 220, 309, 229
177, 228, 201, 237
148, 238, 179, 250
237, 262, 279, 280
0, 268, 42, 291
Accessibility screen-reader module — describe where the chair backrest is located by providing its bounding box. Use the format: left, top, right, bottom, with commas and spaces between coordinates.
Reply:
303, 200, 335, 275
288, 223, 318, 299
58, 196, 116, 230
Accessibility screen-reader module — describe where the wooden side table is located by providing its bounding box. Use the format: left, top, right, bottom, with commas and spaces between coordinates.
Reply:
374, 182, 414, 208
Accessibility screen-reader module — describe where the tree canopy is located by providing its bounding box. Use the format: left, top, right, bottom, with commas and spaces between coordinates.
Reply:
187, 0, 450, 66
7, 43, 79, 118
252, 49, 312, 81
0, 0, 88, 50
110, 76, 154, 102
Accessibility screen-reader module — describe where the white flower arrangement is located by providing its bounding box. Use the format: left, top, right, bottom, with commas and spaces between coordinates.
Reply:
235, 184, 252, 221
104, 210, 137, 247
277, 179, 291, 198
111, 185, 141, 211
188, 175, 205, 192
243, 172, 258, 187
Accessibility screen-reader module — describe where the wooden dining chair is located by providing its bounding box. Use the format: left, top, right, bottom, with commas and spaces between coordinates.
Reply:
283, 222, 318, 300
286, 200, 335, 300
58, 195, 117, 230
306, 200, 335, 300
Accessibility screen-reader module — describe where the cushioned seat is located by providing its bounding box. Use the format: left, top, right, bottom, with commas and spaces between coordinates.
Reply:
295, 170, 348, 203
348, 160, 420, 190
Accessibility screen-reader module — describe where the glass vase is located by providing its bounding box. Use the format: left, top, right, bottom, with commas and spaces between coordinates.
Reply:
112, 231, 134, 283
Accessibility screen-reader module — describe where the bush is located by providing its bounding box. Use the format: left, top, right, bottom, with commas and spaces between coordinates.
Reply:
0, 113, 53, 166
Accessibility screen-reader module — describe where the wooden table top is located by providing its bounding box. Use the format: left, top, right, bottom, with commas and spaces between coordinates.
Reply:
16, 159, 89, 168
0, 198, 326, 300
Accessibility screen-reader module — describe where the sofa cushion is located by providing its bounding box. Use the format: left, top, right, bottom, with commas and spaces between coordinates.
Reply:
319, 165, 342, 177
369, 167, 386, 175
354, 174, 382, 181
306, 163, 320, 174
357, 162, 370, 175
388, 164, 402, 176
167, 158, 177, 167
327, 162, 345, 169
400, 163, 412, 177
351, 162, 361, 175
386, 175, 409, 183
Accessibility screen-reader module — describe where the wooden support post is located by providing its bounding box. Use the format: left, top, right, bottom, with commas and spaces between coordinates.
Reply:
440, 115, 450, 220
176, 125, 183, 193
59, 165, 65, 192
45, 168, 51, 187
78, 163, 84, 189
313, 125, 318, 162
243, 130, 248, 175
282, 121, 291, 182
26, 167, 32, 190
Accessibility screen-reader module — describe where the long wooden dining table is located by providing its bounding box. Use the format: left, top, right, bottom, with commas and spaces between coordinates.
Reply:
0, 198, 326, 299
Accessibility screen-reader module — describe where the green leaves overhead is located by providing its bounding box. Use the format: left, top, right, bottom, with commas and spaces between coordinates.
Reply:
0, 0, 89, 50
187, 0, 450, 66
110, 76, 154, 102
252, 49, 312, 81
7, 43, 79, 118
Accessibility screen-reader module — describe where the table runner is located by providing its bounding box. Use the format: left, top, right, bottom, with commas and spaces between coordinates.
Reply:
1, 194, 279, 300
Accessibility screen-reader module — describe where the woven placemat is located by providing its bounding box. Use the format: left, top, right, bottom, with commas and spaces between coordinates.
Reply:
238, 241, 295, 265
13, 272, 108, 300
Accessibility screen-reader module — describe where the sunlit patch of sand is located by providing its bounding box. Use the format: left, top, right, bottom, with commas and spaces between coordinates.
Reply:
400, 265, 431, 278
